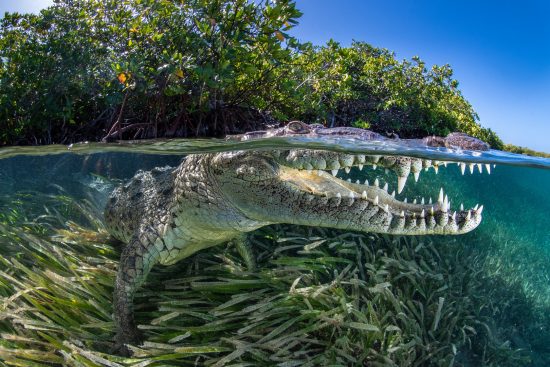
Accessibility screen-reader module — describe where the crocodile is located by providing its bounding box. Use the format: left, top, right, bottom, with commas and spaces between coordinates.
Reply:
104, 121, 490, 354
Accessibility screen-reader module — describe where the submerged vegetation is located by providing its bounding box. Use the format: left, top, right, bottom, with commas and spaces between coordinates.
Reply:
0, 0, 503, 148
0, 187, 548, 366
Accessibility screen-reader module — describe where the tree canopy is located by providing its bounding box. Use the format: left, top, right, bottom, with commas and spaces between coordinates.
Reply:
0, 0, 503, 148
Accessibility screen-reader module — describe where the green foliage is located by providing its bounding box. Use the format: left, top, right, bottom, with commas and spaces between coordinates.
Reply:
0, 0, 503, 148
276, 40, 503, 148
0, 0, 302, 143
0, 7, 114, 144
503, 144, 550, 158
351, 119, 371, 130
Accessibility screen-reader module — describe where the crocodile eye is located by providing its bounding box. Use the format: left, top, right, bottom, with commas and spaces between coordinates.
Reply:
286, 121, 309, 134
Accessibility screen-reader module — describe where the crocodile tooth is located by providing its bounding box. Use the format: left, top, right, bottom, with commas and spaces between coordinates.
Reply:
413, 198, 417, 204
460, 163, 466, 175
404, 198, 408, 203
385, 204, 389, 212
361, 191, 368, 200
414, 171, 420, 182
374, 195, 379, 205
443, 161, 448, 167
421, 197, 425, 205
493, 164, 496, 168
344, 167, 351, 174
420, 209, 425, 218
485, 164, 491, 174
331, 169, 338, 176
328, 160, 340, 170
411, 159, 423, 174
460, 203, 464, 211
385, 168, 389, 174
372, 164, 377, 170
469, 163, 474, 174
442, 195, 449, 212
476, 205, 484, 215
383, 182, 388, 192
422, 159, 432, 169
438, 188, 444, 204
474, 204, 479, 210
358, 164, 364, 171
364, 179, 369, 185
452, 211, 456, 222
333, 193, 342, 206
430, 207, 435, 216
374, 178, 379, 187
397, 175, 408, 194
340, 156, 355, 167
477, 163, 483, 173
400, 210, 405, 217
356, 179, 360, 184
391, 190, 396, 198
347, 178, 351, 183
433, 165, 439, 174
372, 155, 381, 163
466, 211, 471, 221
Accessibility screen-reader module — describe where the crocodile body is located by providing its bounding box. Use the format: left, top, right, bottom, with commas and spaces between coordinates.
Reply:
104, 121, 489, 354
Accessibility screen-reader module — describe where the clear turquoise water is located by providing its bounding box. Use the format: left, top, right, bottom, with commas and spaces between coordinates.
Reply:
0, 137, 549, 365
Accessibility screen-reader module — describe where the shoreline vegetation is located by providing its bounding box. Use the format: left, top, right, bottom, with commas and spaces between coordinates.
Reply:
2, 0, 547, 157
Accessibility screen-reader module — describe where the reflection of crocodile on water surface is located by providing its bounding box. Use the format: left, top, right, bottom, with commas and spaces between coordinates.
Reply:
104, 121, 490, 354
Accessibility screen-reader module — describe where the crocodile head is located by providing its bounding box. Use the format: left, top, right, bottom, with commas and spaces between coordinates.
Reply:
212, 121, 487, 235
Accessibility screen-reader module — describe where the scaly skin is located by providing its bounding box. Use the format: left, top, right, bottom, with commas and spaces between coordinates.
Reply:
104, 121, 489, 354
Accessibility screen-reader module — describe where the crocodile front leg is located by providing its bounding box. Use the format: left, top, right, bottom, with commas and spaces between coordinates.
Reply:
113, 232, 161, 356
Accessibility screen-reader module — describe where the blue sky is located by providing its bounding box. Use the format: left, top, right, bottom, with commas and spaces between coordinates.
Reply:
2, 0, 549, 151
290, 0, 550, 152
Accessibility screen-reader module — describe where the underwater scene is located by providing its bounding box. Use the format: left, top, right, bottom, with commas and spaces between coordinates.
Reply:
0, 136, 549, 367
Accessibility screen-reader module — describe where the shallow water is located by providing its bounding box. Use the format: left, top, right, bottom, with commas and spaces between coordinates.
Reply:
0, 137, 549, 366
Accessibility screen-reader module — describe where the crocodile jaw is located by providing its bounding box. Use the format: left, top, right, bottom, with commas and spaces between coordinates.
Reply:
214, 149, 484, 236
276, 166, 482, 235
